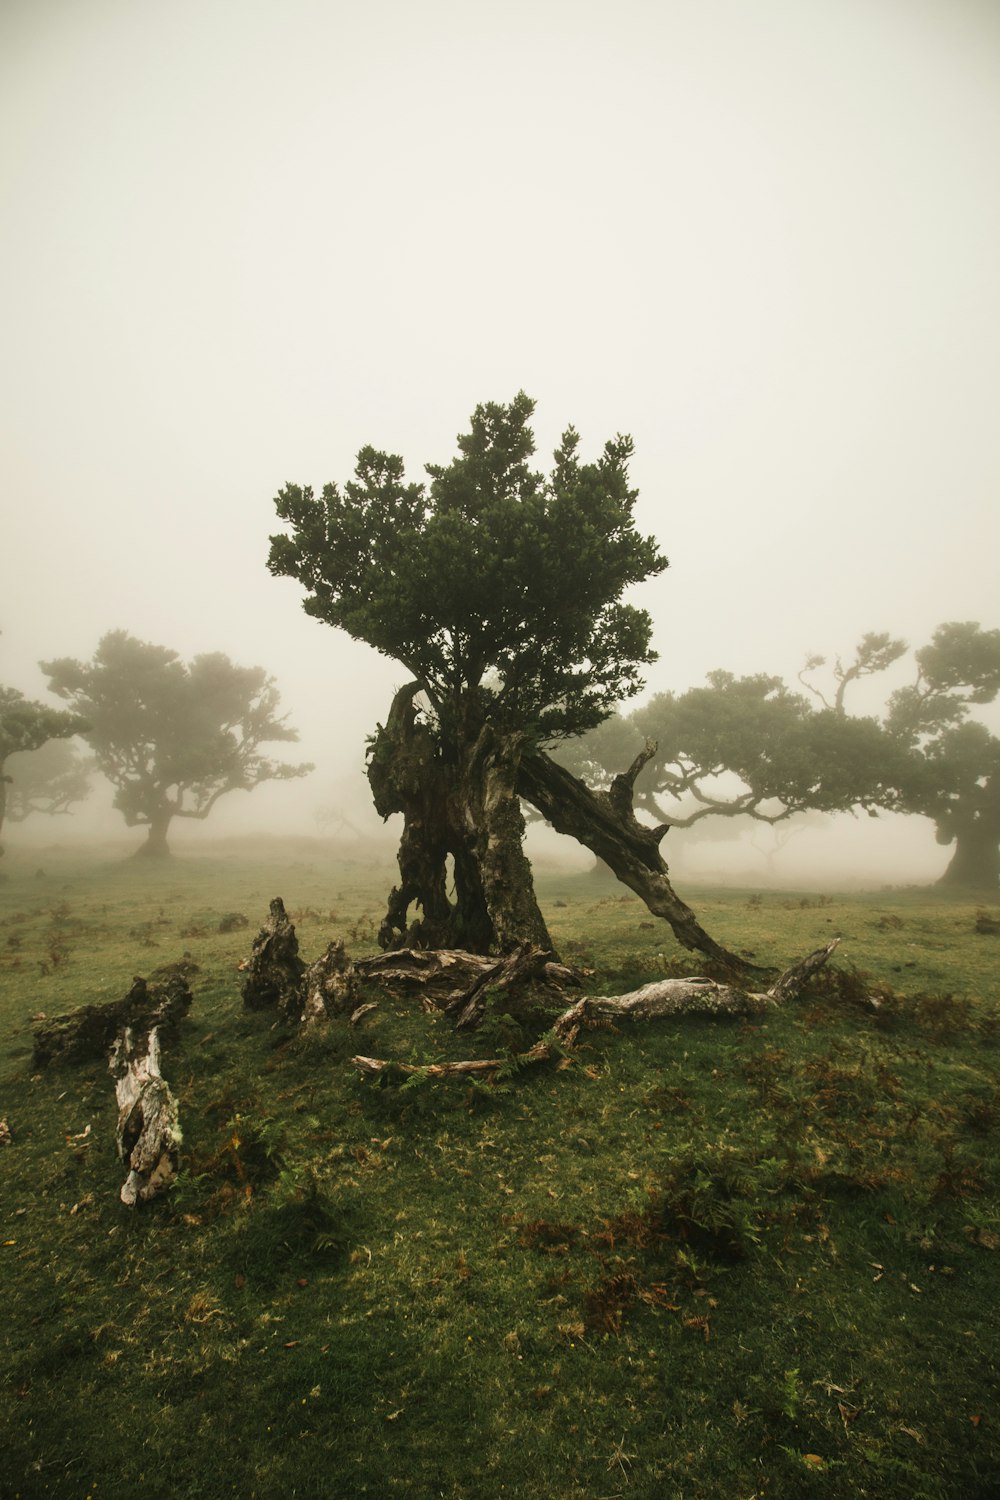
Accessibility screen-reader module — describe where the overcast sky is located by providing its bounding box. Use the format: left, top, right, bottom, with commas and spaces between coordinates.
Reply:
2, 0, 999, 840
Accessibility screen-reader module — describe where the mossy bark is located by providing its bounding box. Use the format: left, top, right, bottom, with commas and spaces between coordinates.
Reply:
367, 685, 551, 955
367, 685, 757, 972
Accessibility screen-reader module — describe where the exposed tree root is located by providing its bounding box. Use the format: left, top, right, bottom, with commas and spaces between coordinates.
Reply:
293, 937, 589, 1027
350, 940, 840, 1081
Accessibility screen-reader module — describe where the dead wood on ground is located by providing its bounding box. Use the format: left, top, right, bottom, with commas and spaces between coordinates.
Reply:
350, 941, 840, 1082
241, 896, 306, 1019
110, 1024, 182, 1205
31, 974, 192, 1068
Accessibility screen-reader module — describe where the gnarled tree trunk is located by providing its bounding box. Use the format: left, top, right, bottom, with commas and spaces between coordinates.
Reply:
937, 820, 1000, 889
241, 897, 307, 1018
134, 809, 173, 859
367, 685, 552, 954
366, 685, 757, 973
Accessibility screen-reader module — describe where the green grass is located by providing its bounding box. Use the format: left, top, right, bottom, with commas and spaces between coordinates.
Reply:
1, 843, 999, 1498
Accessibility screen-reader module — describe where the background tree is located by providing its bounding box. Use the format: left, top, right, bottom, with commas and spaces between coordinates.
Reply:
879, 623, 1000, 888
0, 686, 87, 855
42, 632, 312, 857
270, 392, 745, 959
4, 738, 93, 826
571, 622, 1000, 891
558, 669, 905, 839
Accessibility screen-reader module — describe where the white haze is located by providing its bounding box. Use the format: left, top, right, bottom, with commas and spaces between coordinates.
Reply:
2, 0, 998, 884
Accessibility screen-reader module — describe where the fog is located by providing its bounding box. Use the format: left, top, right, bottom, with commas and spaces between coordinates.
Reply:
2, 0, 999, 886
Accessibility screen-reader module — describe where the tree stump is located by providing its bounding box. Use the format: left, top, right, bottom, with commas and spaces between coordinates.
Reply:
110, 1025, 182, 1205
301, 940, 356, 1024
241, 897, 306, 1019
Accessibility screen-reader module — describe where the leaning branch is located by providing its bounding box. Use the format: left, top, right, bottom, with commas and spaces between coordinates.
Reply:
517, 748, 764, 974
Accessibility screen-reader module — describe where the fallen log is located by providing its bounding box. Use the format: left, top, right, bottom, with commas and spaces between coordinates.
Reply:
31, 974, 192, 1068
351, 941, 840, 1081
110, 1024, 181, 1205
446, 942, 585, 1031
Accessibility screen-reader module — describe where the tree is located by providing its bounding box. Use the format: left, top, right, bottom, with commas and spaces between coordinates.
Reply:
601, 622, 1000, 891
42, 632, 312, 857
558, 668, 906, 841
3, 737, 93, 825
269, 393, 745, 966
0, 686, 87, 856
877, 622, 1000, 888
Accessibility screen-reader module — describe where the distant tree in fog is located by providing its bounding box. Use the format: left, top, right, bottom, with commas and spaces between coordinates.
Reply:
4, 737, 93, 826
0, 686, 88, 856
798, 624, 1000, 886
558, 667, 905, 836
866, 623, 1000, 889
570, 623, 1000, 891
41, 632, 313, 857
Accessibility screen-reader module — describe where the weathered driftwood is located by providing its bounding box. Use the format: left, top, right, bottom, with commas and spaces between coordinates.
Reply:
446, 942, 586, 1031
351, 941, 840, 1081
109, 1024, 181, 1205
241, 897, 306, 1019
354, 947, 498, 998
31, 974, 193, 1068
301, 939, 356, 1025
292, 941, 589, 1031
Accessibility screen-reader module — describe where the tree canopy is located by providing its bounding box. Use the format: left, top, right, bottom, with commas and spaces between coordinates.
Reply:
879, 622, 1000, 886
42, 632, 312, 856
266, 394, 746, 968
0, 686, 87, 855
568, 621, 1000, 888
558, 670, 905, 831
3, 738, 93, 825
268, 391, 667, 741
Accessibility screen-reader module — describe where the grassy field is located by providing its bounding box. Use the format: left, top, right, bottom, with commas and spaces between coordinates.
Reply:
1, 841, 998, 1499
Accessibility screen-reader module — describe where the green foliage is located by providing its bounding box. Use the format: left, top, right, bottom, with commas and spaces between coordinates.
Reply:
779, 1366, 803, 1421
559, 669, 909, 831
41, 630, 312, 849
268, 392, 667, 741
882, 624, 1000, 883
0, 685, 86, 765
567, 620, 1000, 887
